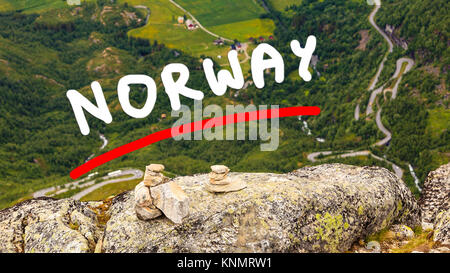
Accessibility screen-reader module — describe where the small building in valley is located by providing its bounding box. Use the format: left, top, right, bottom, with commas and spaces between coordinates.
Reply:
213, 38, 224, 45
185, 19, 197, 30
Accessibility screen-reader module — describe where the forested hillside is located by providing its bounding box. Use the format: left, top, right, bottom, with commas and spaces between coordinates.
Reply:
0, 0, 447, 208
375, 0, 449, 182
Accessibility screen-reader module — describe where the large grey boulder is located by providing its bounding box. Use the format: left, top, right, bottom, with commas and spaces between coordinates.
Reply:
419, 163, 450, 245
0, 164, 421, 253
419, 163, 450, 224
102, 164, 420, 253
434, 209, 450, 245
0, 197, 100, 253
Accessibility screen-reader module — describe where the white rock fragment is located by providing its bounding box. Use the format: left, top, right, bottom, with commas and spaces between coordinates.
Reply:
205, 165, 247, 193
134, 182, 152, 207
147, 164, 165, 173
144, 174, 168, 187
205, 178, 247, 193
135, 204, 162, 221
143, 164, 169, 187
209, 175, 232, 185
151, 181, 189, 224
133, 164, 190, 224
365, 241, 381, 253
210, 165, 229, 174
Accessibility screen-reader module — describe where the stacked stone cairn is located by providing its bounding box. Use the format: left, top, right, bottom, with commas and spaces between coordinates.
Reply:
204, 165, 247, 193
134, 164, 189, 224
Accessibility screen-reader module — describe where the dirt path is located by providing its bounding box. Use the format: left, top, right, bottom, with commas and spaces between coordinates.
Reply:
134, 5, 150, 25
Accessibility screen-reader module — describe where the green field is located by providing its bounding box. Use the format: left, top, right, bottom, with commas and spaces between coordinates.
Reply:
80, 178, 142, 201
177, 0, 265, 27
269, 0, 302, 12
427, 108, 450, 138
0, 0, 87, 13
121, 0, 273, 65
176, 0, 274, 40
123, 0, 227, 63
209, 18, 274, 41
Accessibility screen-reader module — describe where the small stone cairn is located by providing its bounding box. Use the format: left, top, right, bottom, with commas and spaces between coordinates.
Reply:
204, 165, 247, 193
134, 164, 189, 224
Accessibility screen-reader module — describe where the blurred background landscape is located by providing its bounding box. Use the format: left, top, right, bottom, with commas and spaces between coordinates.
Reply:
0, 0, 448, 208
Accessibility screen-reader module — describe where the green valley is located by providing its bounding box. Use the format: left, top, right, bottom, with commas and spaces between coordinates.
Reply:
0, 0, 447, 208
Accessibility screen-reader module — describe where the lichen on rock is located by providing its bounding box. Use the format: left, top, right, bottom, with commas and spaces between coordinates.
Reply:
0, 197, 100, 253
419, 162, 450, 225
419, 163, 450, 246
0, 164, 422, 253
101, 164, 420, 253
434, 210, 450, 245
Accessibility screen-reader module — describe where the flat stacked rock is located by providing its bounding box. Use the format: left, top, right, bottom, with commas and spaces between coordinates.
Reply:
143, 164, 168, 187
204, 165, 246, 193
134, 182, 162, 220
134, 164, 189, 224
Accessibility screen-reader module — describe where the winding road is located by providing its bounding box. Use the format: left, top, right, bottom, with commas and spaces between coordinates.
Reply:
307, 150, 404, 178
354, 103, 360, 120
99, 133, 108, 150
32, 169, 143, 200
32, 133, 143, 200
374, 108, 391, 146
71, 169, 143, 200
366, 58, 414, 115
389, 57, 414, 99
371, 57, 414, 146
86, 133, 108, 162
367, 0, 393, 91
134, 5, 150, 25
358, 0, 414, 149
356, 0, 393, 118
307, 1, 416, 184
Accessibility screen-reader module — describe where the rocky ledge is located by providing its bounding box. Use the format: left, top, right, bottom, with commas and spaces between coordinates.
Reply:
0, 197, 100, 253
1, 164, 427, 253
419, 162, 450, 246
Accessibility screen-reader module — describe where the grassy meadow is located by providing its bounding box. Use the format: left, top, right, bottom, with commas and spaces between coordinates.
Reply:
176, 0, 275, 40
209, 18, 274, 41
176, 0, 265, 26
268, 0, 302, 12
0, 0, 447, 208
0, 0, 94, 13
80, 178, 142, 201
121, 0, 273, 66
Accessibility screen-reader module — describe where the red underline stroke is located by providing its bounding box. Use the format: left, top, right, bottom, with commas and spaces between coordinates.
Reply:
70, 106, 320, 179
